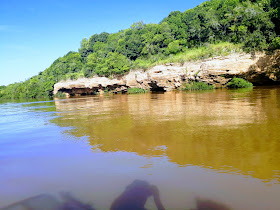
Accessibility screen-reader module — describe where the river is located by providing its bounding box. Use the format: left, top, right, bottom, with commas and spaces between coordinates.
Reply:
0, 87, 280, 209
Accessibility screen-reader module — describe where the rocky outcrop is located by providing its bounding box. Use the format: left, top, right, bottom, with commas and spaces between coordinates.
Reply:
242, 50, 280, 84
53, 51, 280, 97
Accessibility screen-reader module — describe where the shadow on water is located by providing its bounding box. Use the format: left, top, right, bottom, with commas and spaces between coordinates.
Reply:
2, 180, 230, 210
111, 180, 165, 210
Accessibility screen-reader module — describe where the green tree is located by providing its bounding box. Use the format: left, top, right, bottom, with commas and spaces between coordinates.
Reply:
270, 37, 280, 50
95, 52, 130, 77
166, 40, 181, 54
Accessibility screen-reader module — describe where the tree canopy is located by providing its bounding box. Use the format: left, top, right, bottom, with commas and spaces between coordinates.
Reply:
1, 0, 279, 99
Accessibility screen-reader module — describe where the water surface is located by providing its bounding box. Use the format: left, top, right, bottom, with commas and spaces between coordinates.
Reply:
1, 87, 280, 209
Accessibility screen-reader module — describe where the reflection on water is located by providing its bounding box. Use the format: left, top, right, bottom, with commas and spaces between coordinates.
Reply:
53, 88, 280, 182
1, 87, 280, 209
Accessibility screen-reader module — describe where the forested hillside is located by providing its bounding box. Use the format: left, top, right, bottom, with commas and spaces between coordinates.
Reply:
1, 0, 279, 99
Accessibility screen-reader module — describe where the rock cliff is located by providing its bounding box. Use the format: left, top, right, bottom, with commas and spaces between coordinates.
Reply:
243, 50, 280, 84
53, 51, 280, 97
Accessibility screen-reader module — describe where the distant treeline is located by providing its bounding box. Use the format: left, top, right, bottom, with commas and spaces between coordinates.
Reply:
1, 0, 280, 99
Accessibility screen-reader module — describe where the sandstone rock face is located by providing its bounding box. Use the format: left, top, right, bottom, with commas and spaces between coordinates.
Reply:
243, 50, 280, 84
53, 51, 280, 96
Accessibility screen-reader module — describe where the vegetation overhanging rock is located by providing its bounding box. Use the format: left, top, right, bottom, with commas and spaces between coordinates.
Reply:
1, 0, 280, 99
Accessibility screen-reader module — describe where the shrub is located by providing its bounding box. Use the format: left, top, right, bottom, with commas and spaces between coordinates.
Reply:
182, 82, 215, 90
226, 78, 253, 89
63, 72, 84, 80
54, 91, 66, 98
94, 52, 131, 77
270, 37, 280, 51
166, 40, 181, 55
127, 87, 148, 94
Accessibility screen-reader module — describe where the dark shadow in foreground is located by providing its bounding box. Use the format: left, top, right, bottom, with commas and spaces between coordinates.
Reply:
110, 180, 165, 210
192, 198, 231, 210
2, 192, 94, 210
2, 180, 231, 210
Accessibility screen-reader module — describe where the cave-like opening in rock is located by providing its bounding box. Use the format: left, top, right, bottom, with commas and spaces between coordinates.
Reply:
250, 74, 280, 86
58, 88, 98, 97
149, 81, 166, 92
252, 81, 280, 86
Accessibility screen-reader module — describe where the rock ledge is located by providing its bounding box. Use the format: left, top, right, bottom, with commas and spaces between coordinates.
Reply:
54, 51, 280, 97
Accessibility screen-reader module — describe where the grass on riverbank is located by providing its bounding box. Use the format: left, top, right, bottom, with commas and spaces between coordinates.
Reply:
132, 42, 243, 70
181, 82, 215, 91
127, 88, 149, 94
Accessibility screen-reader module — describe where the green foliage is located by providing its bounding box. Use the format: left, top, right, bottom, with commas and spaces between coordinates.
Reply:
226, 78, 253, 88
270, 37, 280, 50
63, 72, 84, 80
159, 42, 242, 64
0, 51, 83, 99
83, 51, 131, 77
44, 51, 83, 82
79, 38, 91, 58
131, 42, 242, 70
1, 0, 278, 99
0, 86, 5, 98
54, 91, 66, 98
79, 32, 110, 59
117, 28, 145, 60
182, 82, 215, 90
271, 0, 280, 35
127, 87, 148, 94
166, 40, 181, 55
161, 0, 275, 51
93, 52, 130, 76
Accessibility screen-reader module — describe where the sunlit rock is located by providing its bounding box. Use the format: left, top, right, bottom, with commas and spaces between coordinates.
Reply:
53, 51, 280, 97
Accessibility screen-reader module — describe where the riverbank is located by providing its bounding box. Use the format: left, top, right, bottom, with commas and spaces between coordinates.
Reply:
53, 50, 280, 97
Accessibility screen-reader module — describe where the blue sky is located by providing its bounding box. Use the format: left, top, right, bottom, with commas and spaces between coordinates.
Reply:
0, 0, 204, 86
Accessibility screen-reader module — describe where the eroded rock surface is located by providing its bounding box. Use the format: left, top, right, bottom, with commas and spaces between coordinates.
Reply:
53, 51, 280, 96
243, 50, 280, 84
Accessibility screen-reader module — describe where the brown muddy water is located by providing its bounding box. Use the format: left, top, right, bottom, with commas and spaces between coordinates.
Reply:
0, 87, 280, 209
